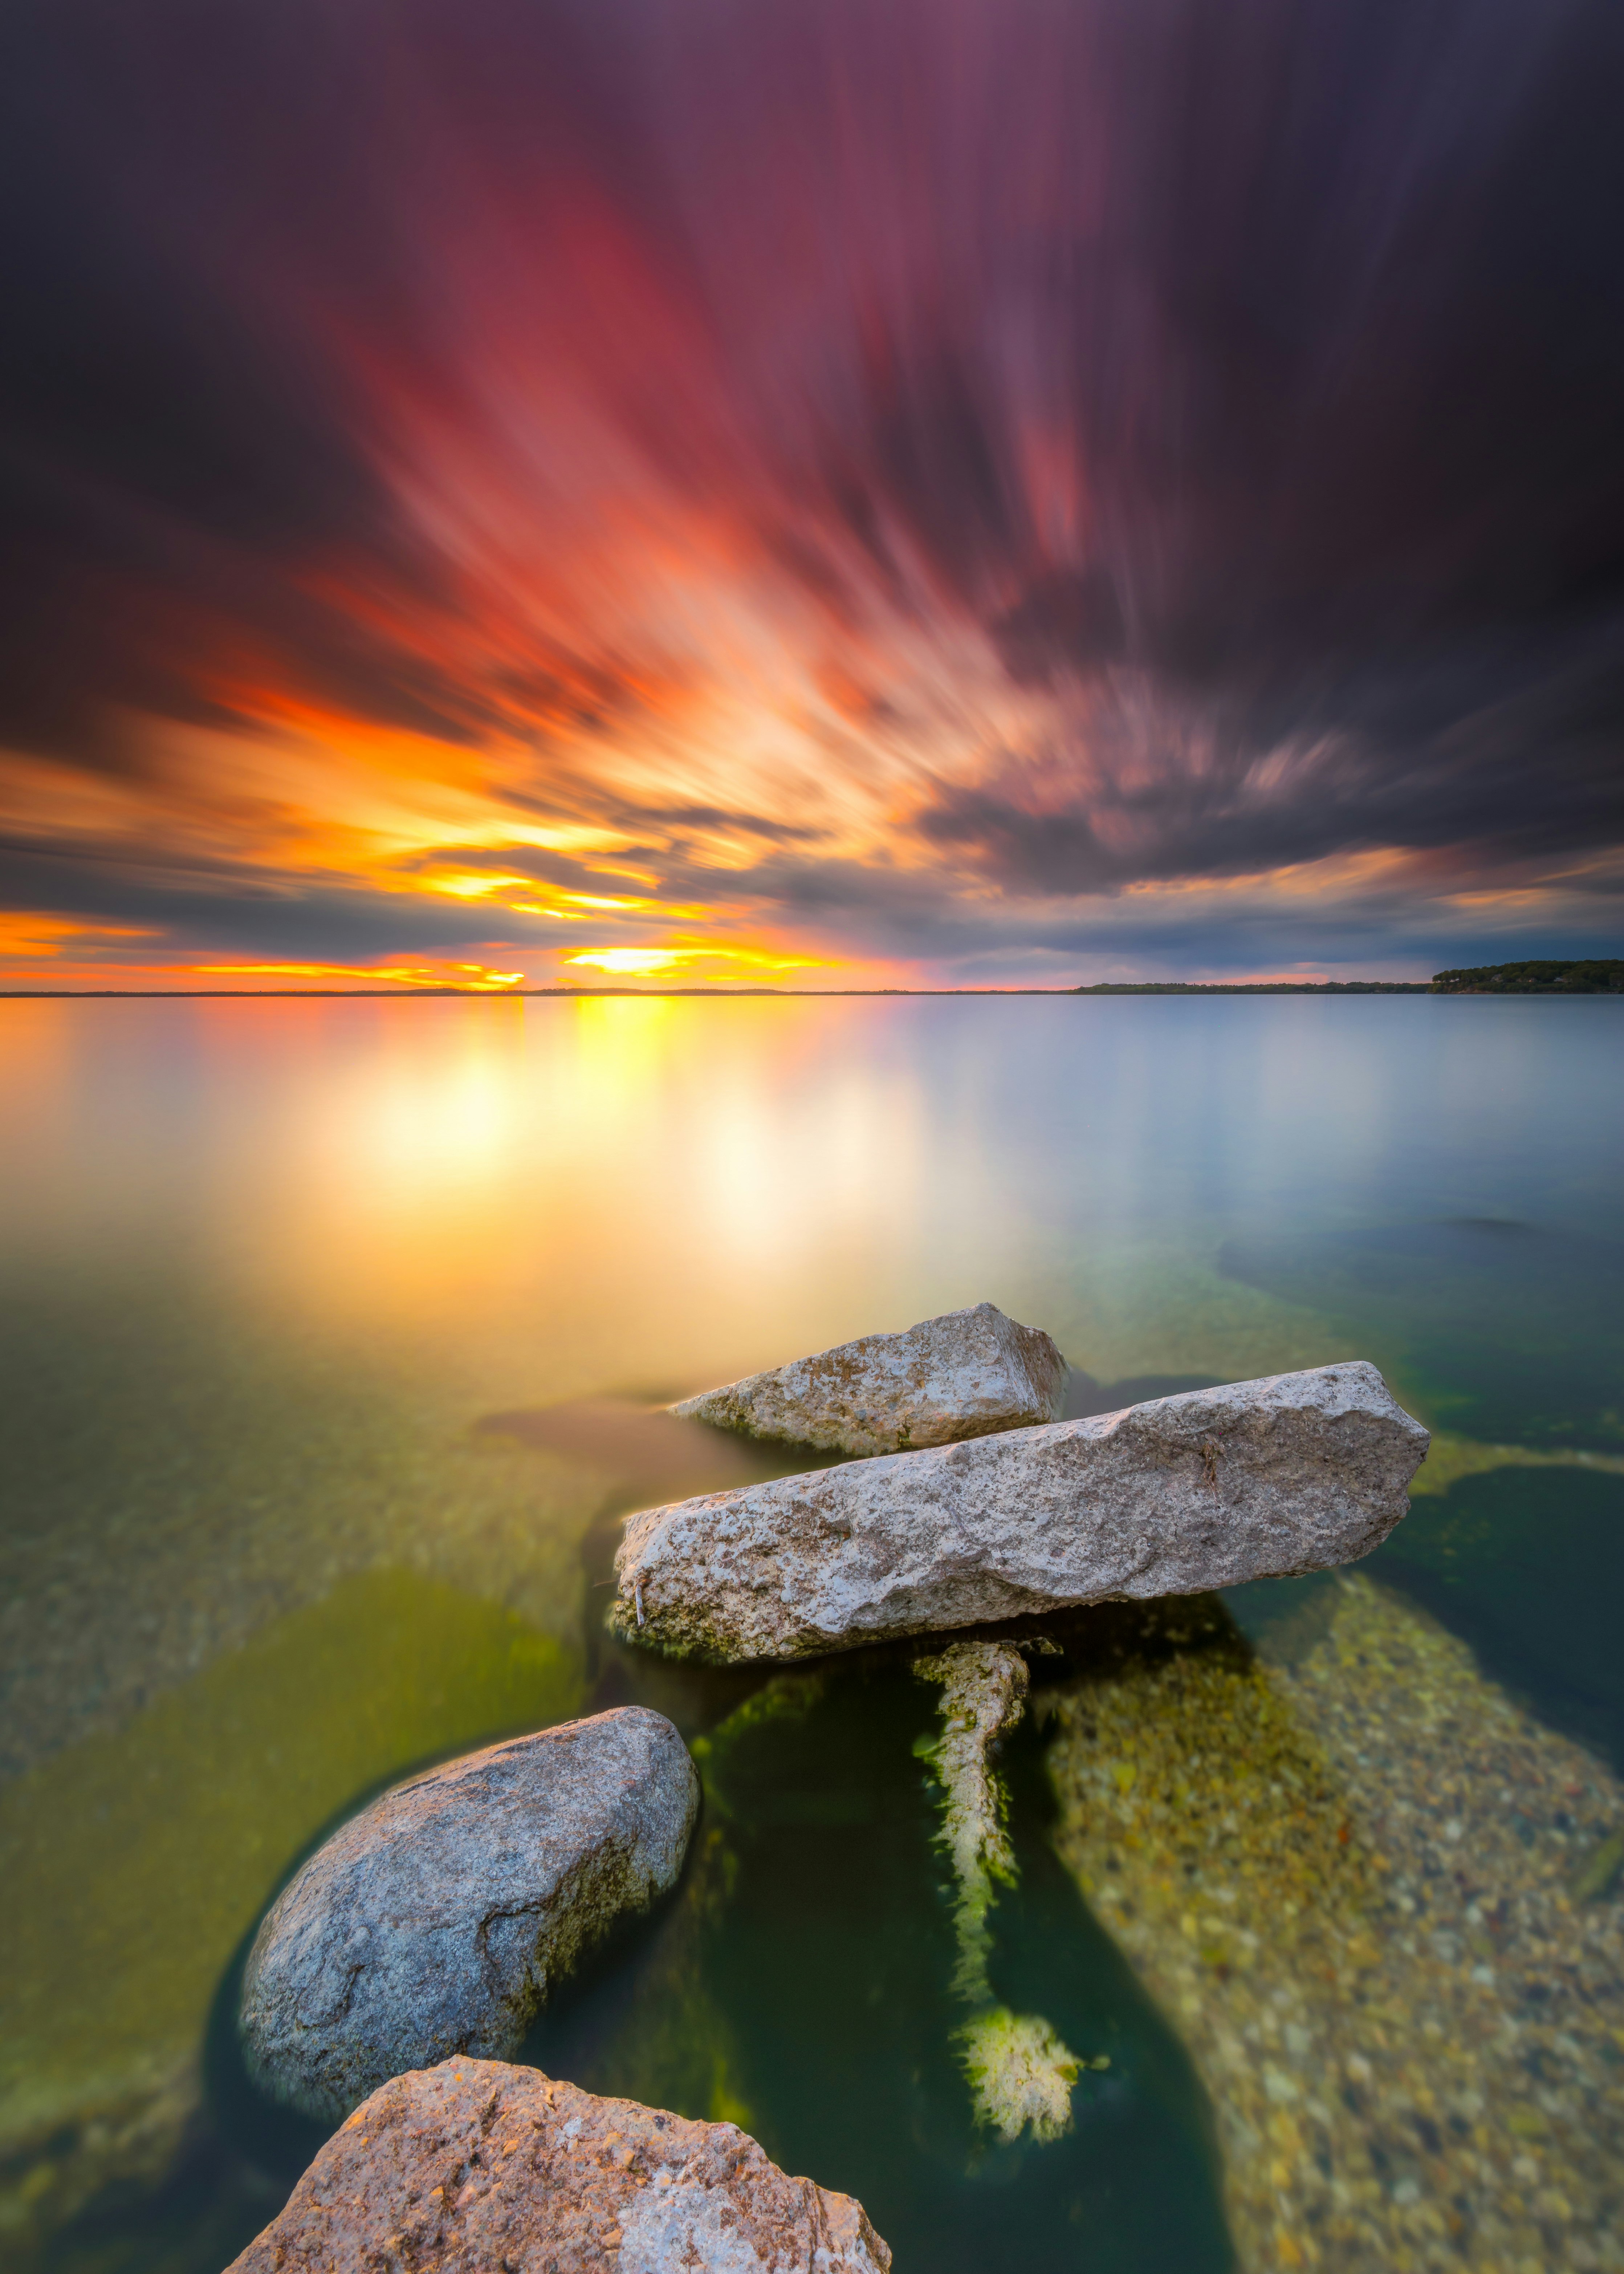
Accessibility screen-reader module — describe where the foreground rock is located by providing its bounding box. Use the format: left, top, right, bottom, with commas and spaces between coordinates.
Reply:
226, 2058, 892, 2273
672, 1301, 1066, 1456
615, 1363, 1428, 1662
240, 1709, 698, 2121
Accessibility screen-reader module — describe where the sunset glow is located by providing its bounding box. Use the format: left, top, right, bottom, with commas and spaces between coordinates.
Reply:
565, 944, 826, 980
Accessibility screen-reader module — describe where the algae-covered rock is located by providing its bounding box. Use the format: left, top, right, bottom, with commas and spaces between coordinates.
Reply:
671, 1302, 1066, 1456
1046, 1579, 1624, 2273
225, 2058, 892, 2274
240, 1707, 698, 2121
1571, 1825, 1624, 1903
616, 1363, 1429, 1662
0, 1570, 582, 2251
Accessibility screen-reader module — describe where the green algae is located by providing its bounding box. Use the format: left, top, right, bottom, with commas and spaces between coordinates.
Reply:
1409, 1429, 1624, 1495
0, 1568, 581, 2170
913, 1643, 1026, 2004
1370, 1461, 1624, 1771
1570, 1826, 1624, 1903
1219, 1216, 1624, 1452
528, 1815, 756, 2139
956, 2009, 1082, 2147
694, 1670, 826, 1786
914, 1641, 1084, 2147
522, 1687, 813, 2139
1049, 1580, 1624, 2272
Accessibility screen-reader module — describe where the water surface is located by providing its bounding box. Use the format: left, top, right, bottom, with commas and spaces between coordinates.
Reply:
2, 994, 1621, 2271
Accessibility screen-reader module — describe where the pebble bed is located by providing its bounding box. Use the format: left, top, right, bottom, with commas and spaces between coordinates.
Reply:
1047, 1575, 1624, 2273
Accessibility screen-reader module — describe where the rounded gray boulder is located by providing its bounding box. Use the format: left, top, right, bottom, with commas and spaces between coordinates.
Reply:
239, 1706, 699, 2121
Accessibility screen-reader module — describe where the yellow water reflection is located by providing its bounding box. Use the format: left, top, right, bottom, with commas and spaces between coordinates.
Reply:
0, 997, 958, 1399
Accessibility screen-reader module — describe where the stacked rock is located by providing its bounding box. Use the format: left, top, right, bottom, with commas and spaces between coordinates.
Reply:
230, 1303, 1425, 2268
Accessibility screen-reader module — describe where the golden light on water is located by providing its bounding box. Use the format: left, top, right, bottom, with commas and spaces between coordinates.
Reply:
0, 996, 964, 1401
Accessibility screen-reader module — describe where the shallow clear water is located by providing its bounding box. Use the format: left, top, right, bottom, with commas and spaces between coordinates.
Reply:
2, 994, 1621, 2272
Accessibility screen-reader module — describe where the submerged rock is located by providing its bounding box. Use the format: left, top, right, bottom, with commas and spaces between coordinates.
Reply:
0, 1570, 584, 2260
615, 1363, 1429, 1662
671, 1301, 1066, 1456
239, 1708, 698, 2121
1047, 1578, 1624, 2274
225, 2057, 892, 2274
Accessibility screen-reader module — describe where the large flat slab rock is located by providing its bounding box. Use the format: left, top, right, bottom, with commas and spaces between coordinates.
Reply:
240, 1708, 698, 2121
615, 1363, 1429, 1662
671, 1301, 1066, 1456
226, 2058, 891, 2274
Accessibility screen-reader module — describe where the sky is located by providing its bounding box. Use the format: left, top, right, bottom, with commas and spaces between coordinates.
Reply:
2, 0, 1622, 990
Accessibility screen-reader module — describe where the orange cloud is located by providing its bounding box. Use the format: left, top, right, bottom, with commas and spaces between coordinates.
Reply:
0, 913, 159, 965
187, 960, 526, 990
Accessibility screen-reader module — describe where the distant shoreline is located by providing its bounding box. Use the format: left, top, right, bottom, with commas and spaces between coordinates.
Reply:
4, 959, 1620, 1000
5, 981, 1617, 1002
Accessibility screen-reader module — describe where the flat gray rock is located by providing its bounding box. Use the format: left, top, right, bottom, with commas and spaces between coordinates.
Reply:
225, 2058, 891, 2274
615, 1363, 1429, 1662
239, 1708, 699, 2121
671, 1301, 1066, 1456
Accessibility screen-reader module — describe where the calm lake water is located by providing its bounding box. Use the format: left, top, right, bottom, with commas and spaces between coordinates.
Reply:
2, 994, 1622, 2274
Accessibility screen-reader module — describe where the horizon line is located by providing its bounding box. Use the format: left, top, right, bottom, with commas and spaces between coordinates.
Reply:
0, 980, 1445, 1000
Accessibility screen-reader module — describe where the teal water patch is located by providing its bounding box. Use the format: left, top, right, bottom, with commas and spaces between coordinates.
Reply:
1063, 1371, 1224, 1419
1218, 1217, 1624, 1448
1365, 1465, 1624, 1772
1228, 1463, 1624, 1770
530, 1658, 1232, 2274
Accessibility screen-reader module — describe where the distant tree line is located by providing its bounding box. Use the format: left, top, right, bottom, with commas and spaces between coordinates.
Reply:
1071, 981, 1428, 994
1430, 959, 1624, 992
